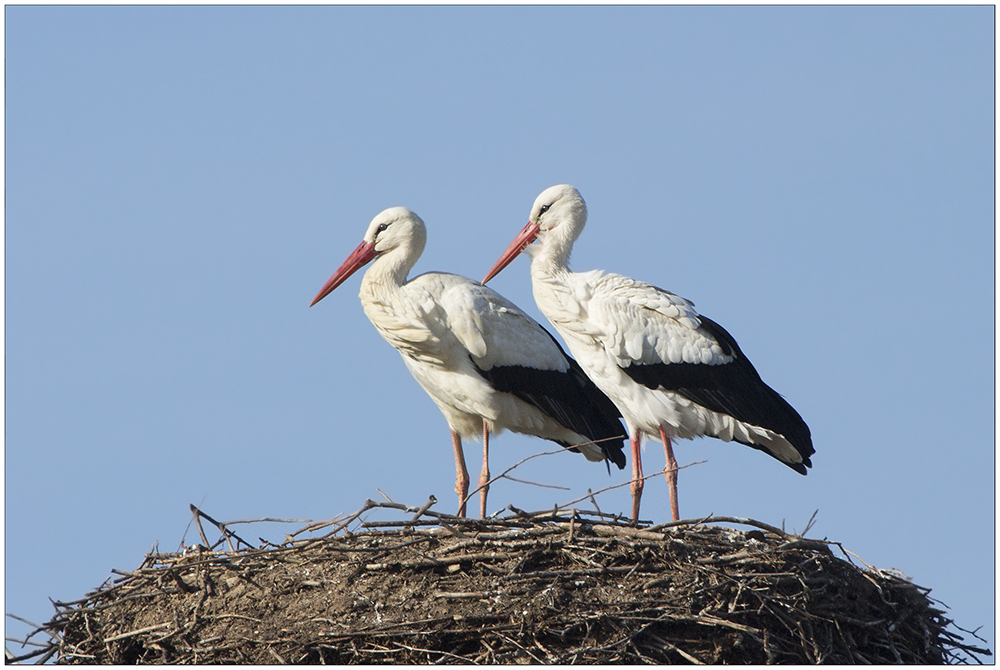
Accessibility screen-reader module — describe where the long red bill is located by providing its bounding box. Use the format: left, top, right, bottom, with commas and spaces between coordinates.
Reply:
310, 240, 378, 306
482, 222, 541, 284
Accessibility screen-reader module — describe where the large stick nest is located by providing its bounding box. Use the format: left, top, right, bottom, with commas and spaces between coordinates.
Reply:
16, 500, 992, 664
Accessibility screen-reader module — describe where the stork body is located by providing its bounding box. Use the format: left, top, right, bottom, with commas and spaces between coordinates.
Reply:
311, 207, 626, 517
484, 185, 813, 522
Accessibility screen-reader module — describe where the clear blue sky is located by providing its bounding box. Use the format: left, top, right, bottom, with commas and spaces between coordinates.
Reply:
6, 6, 994, 656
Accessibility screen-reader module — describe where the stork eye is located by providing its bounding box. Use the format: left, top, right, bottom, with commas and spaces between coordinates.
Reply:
376, 223, 389, 234
539, 204, 551, 215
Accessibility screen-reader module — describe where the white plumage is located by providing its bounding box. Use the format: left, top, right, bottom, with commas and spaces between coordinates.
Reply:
311, 206, 626, 518
484, 185, 813, 523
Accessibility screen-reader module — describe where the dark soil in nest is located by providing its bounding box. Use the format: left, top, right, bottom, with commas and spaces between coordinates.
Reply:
17, 503, 993, 664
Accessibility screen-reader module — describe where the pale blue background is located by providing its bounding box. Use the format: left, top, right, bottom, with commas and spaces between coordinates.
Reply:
6, 6, 994, 657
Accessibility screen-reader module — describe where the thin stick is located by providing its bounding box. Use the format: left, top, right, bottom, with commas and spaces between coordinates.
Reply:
459, 435, 627, 514
647, 515, 793, 539
190, 504, 212, 548
189, 504, 254, 551
567, 460, 706, 511
220, 516, 313, 525
409, 495, 438, 522
102, 622, 172, 643
502, 475, 571, 490
460, 447, 569, 512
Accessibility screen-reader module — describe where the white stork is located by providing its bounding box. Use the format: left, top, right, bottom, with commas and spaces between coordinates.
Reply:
483, 185, 813, 523
310, 206, 627, 518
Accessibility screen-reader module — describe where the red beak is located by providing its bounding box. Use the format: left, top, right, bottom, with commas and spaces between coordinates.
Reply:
310, 240, 378, 306
482, 222, 541, 284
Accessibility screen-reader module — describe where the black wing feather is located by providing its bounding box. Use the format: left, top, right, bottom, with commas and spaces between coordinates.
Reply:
623, 315, 813, 472
473, 333, 627, 470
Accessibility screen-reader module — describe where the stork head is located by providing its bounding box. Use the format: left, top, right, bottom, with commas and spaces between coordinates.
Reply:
311, 207, 427, 306
483, 184, 587, 284
530, 184, 588, 239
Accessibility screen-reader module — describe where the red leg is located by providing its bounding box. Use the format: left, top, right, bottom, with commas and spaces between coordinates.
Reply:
630, 431, 644, 523
478, 420, 491, 518
659, 425, 679, 522
451, 431, 469, 518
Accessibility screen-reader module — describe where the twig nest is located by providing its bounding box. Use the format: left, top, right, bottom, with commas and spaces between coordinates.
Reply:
27, 511, 992, 664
